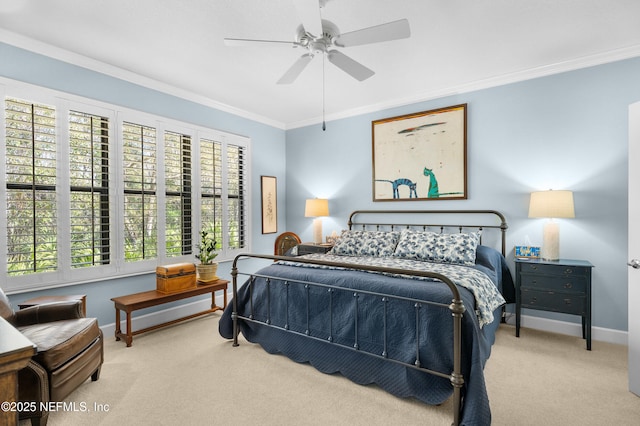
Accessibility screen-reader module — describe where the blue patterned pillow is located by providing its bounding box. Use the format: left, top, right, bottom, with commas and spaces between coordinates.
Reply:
329, 230, 400, 257
393, 229, 481, 265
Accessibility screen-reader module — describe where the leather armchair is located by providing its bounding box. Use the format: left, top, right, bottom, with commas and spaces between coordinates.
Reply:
0, 288, 103, 426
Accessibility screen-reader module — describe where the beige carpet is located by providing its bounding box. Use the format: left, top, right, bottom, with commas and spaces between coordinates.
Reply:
33, 314, 640, 426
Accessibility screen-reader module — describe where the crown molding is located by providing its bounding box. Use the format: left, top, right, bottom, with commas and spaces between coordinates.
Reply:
286, 44, 640, 130
3, 29, 639, 132
0, 29, 286, 130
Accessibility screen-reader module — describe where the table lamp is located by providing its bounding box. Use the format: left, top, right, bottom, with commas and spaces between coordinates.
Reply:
528, 190, 575, 260
305, 198, 329, 244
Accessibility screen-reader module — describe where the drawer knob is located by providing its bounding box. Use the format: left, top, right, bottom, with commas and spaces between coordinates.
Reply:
564, 299, 572, 305
564, 268, 573, 274
564, 282, 573, 289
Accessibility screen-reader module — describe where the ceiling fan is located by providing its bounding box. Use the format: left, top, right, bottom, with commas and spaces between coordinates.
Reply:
223, 0, 411, 85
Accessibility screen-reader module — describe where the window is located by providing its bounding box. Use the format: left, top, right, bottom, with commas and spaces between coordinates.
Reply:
122, 121, 158, 262
2, 82, 250, 292
200, 138, 221, 249
69, 111, 110, 268
199, 138, 247, 253
165, 131, 192, 257
226, 143, 247, 250
4, 98, 57, 275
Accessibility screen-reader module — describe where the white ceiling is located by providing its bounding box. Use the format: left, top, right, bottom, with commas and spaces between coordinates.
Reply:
2, 0, 640, 129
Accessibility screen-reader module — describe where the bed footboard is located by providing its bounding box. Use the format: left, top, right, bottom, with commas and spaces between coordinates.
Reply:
230, 253, 466, 426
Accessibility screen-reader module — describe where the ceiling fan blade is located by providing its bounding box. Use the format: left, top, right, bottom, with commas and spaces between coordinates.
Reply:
224, 38, 296, 47
335, 18, 411, 47
277, 53, 314, 84
293, 0, 323, 36
327, 50, 374, 81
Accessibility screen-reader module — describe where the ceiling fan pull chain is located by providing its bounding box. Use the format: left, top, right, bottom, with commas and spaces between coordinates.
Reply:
322, 53, 326, 131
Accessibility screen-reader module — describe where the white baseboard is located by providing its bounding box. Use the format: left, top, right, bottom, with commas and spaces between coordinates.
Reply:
101, 291, 228, 339
503, 314, 628, 346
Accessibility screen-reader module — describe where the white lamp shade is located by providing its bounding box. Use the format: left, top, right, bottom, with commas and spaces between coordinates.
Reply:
528, 190, 575, 218
305, 199, 329, 244
305, 198, 329, 217
529, 190, 574, 260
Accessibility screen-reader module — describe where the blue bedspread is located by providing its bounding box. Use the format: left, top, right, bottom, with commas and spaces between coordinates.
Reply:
219, 246, 514, 425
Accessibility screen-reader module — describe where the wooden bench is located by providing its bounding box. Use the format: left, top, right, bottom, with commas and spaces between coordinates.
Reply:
111, 280, 228, 347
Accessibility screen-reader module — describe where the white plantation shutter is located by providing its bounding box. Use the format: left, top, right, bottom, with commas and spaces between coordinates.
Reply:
200, 138, 247, 255
69, 110, 111, 268
226, 143, 246, 251
164, 131, 192, 257
122, 121, 157, 262
4, 97, 57, 275
1, 85, 250, 291
200, 138, 223, 251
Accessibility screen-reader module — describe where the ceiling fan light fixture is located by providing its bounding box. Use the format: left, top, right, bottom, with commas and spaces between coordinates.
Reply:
224, 0, 411, 127
224, 4, 410, 84
310, 40, 326, 54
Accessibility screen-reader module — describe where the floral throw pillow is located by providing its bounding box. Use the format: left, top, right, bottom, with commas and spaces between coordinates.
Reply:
393, 229, 481, 266
329, 230, 400, 257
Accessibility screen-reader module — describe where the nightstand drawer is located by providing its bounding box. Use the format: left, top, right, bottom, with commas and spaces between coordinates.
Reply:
519, 274, 587, 293
521, 288, 586, 315
518, 262, 591, 277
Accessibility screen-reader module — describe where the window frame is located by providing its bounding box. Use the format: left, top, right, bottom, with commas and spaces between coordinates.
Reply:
68, 107, 112, 270
0, 78, 251, 293
197, 130, 249, 255
159, 130, 192, 258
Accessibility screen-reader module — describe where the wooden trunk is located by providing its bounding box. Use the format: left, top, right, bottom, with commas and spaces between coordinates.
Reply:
156, 263, 197, 294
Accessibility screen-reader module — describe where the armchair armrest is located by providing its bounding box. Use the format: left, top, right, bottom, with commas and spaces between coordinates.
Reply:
13, 301, 84, 327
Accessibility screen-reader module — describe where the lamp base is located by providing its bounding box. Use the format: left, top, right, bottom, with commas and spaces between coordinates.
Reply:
541, 220, 560, 260
312, 218, 323, 244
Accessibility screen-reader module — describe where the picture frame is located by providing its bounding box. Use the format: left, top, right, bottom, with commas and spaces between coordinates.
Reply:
371, 104, 467, 201
515, 246, 541, 259
260, 176, 277, 234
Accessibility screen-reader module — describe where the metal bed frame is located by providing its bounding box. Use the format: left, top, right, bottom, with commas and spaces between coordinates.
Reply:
230, 210, 508, 426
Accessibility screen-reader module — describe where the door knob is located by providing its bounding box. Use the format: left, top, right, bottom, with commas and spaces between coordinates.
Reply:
628, 259, 640, 269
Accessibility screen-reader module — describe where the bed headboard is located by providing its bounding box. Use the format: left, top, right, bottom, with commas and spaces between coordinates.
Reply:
347, 210, 508, 256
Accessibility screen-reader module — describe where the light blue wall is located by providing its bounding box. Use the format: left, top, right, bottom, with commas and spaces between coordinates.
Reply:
3, 40, 639, 333
286, 57, 640, 332
1, 43, 285, 325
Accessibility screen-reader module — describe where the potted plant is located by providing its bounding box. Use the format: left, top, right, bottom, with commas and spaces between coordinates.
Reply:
195, 230, 218, 282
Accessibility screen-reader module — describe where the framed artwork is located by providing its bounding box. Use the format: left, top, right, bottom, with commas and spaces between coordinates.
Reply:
371, 104, 467, 201
261, 176, 277, 234
515, 246, 541, 259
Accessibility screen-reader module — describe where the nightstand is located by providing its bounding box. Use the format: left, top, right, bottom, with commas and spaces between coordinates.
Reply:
515, 258, 594, 350
297, 243, 333, 255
